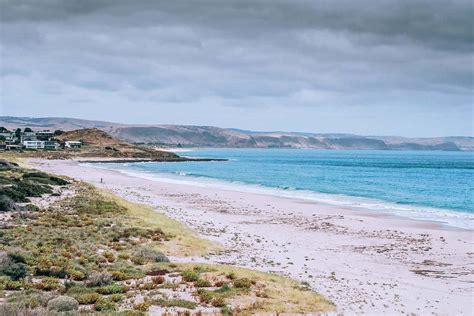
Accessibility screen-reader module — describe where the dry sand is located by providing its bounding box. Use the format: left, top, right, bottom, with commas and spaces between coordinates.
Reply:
32, 158, 474, 315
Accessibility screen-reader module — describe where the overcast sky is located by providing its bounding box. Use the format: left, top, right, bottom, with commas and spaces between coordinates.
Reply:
0, 0, 472, 137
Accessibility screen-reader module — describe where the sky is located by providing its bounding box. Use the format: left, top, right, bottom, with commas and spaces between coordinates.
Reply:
0, 0, 473, 137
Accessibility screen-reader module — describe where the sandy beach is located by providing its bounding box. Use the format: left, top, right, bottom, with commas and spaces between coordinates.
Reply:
31, 158, 474, 315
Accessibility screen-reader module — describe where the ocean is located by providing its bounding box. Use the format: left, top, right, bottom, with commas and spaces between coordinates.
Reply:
90, 149, 474, 229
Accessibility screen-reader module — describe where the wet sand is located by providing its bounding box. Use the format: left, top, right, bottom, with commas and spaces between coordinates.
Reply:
32, 158, 474, 315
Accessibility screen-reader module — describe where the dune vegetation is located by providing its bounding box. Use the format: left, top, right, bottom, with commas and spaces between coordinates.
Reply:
0, 159, 334, 314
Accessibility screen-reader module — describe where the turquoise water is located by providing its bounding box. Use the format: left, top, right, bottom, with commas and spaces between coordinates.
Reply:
96, 149, 474, 229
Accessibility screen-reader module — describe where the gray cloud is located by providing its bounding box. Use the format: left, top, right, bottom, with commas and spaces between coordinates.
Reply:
0, 0, 472, 136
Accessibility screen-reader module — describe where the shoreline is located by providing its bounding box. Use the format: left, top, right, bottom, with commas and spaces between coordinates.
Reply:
86, 160, 473, 231
31, 158, 474, 314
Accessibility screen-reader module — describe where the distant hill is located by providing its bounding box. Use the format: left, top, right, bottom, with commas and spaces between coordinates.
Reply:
1, 116, 472, 151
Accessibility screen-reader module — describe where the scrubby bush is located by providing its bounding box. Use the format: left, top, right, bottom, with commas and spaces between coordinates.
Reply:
0, 252, 27, 280
22, 172, 69, 186
109, 293, 125, 302
196, 289, 213, 303
95, 298, 117, 311
86, 272, 113, 287
75, 292, 101, 304
211, 296, 226, 307
155, 252, 170, 263
195, 278, 212, 287
181, 270, 199, 282
233, 278, 252, 289
151, 276, 165, 285
67, 268, 86, 281
133, 246, 169, 264
96, 283, 127, 295
33, 278, 62, 291
0, 195, 15, 212
47, 296, 79, 312
20, 204, 39, 212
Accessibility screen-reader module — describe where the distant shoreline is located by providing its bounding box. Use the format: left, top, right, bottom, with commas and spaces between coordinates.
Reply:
77, 157, 227, 164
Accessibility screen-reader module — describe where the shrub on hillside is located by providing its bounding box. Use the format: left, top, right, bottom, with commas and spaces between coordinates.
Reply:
95, 298, 117, 311
181, 270, 199, 282
96, 283, 127, 295
0, 252, 27, 280
47, 296, 79, 312
0, 195, 15, 212
86, 272, 113, 287
233, 278, 253, 289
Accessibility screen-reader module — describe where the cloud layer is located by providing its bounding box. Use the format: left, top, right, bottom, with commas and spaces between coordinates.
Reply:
1, 0, 472, 136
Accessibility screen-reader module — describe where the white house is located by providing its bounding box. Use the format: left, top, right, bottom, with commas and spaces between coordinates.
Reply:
65, 141, 82, 148
23, 140, 45, 149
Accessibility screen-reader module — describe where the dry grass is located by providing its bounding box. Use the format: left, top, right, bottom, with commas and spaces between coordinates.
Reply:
99, 189, 220, 257
161, 262, 335, 314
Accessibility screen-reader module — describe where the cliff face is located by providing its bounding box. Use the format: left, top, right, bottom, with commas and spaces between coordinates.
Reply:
1, 116, 472, 151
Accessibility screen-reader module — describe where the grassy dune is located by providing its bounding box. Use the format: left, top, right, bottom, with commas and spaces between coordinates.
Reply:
0, 160, 334, 314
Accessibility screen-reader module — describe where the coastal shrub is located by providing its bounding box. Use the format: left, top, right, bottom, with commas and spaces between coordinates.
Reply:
215, 283, 231, 293
23, 173, 69, 186
86, 272, 113, 287
95, 298, 117, 311
20, 204, 39, 212
133, 301, 151, 312
133, 246, 168, 264
47, 296, 79, 312
6, 289, 55, 309
233, 278, 252, 289
96, 283, 127, 295
0, 195, 15, 212
211, 296, 226, 307
1, 262, 27, 281
151, 276, 165, 285
195, 278, 212, 287
196, 289, 213, 303
0, 187, 28, 202
131, 256, 145, 265
109, 293, 125, 302
181, 270, 199, 282
0, 252, 27, 280
66, 268, 86, 281
153, 298, 197, 309
14, 181, 53, 198
33, 278, 62, 291
75, 292, 101, 304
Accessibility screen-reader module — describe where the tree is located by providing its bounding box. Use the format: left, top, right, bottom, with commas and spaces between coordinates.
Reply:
0, 127, 8, 133
54, 130, 64, 136
24, 127, 33, 133
15, 128, 21, 137
0, 136, 5, 142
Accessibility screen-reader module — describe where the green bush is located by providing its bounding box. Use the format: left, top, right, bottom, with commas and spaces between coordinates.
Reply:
109, 293, 125, 302
211, 296, 226, 307
153, 298, 197, 309
155, 252, 170, 263
0, 195, 15, 212
75, 292, 101, 304
96, 283, 127, 295
86, 272, 113, 287
233, 278, 252, 289
196, 289, 213, 303
1, 262, 27, 280
181, 270, 199, 282
22, 173, 68, 186
95, 298, 117, 311
195, 278, 212, 287
0, 252, 27, 280
47, 296, 79, 312
33, 278, 62, 291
